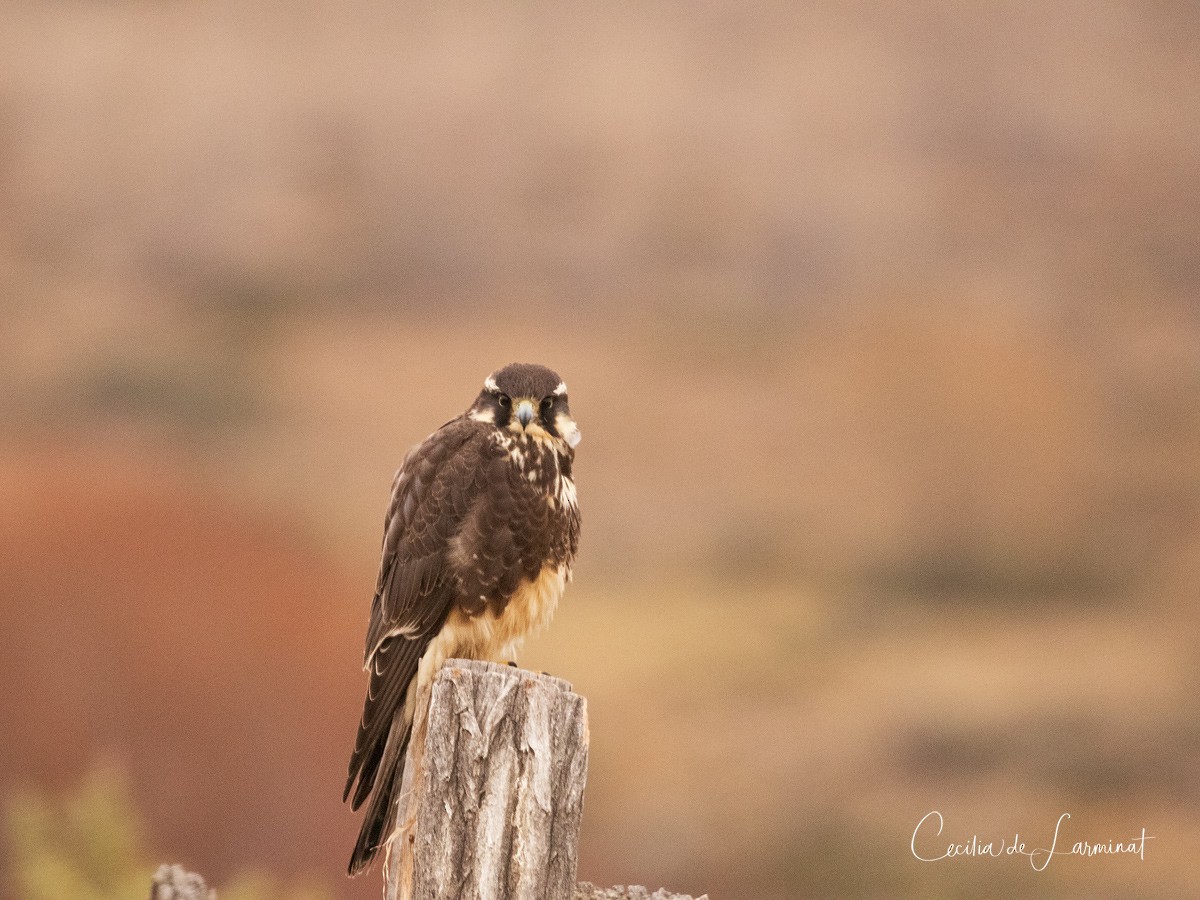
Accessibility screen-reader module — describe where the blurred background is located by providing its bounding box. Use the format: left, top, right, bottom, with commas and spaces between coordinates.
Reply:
2, 2, 1199, 898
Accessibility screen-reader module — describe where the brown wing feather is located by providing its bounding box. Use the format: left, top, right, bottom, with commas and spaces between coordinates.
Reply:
343, 416, 494, 873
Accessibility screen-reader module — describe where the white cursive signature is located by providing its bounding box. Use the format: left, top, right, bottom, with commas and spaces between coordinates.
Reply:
911, 810, 1153, 871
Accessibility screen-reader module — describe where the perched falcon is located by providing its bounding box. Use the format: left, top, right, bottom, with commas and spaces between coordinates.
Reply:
344, 362, 582, 876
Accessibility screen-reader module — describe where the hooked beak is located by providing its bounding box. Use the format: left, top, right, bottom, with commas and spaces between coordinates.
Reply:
515, 399, 535, 428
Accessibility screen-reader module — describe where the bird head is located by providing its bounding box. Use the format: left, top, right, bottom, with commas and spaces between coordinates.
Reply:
469, 363, 581, 449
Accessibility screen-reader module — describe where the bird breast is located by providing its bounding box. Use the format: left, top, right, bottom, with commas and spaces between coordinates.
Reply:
416, 562, 569, 692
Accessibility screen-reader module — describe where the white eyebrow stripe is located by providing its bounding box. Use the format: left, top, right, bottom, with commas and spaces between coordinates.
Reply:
553, 381, 568, 396
484, 375, 500, 392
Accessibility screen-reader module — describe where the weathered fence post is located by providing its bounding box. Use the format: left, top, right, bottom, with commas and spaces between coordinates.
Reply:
149, 864, 214, 900
150, 661, 707, 900
388, 659, 589, 900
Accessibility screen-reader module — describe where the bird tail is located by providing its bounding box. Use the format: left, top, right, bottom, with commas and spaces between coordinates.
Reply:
348, 724, 412, 876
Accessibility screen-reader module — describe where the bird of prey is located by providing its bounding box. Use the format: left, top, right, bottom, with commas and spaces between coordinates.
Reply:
344, 362, 582, 876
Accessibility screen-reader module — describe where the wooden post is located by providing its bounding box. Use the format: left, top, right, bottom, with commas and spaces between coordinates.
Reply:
389, 659, 589, 900
149, 662, 708, 900
573, 886, 708, 900
149, 864, 214, 900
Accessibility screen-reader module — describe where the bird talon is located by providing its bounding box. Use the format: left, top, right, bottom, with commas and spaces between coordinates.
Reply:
506, 660, 518, 668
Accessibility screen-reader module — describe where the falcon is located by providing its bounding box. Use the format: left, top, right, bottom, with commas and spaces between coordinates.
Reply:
343, 362, 582, 876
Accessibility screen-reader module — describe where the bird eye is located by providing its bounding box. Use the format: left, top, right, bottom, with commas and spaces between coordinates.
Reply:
497, 394, 511, 408
540, 397, 554, 412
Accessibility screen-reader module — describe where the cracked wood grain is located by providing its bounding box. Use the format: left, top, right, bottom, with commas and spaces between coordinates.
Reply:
389, 660, 589, 900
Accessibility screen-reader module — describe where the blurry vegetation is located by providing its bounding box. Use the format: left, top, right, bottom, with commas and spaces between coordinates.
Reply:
3, 764, 330, 900
4, 764, 148, 900
0, 2, 1198, 896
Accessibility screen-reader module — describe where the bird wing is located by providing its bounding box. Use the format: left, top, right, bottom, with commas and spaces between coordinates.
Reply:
343, 416, 489, 810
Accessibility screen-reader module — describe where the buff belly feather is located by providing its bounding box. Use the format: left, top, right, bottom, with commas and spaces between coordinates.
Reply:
401, 563, 569, 727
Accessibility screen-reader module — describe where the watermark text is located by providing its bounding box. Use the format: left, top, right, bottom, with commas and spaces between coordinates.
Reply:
911, 810, 1153, 871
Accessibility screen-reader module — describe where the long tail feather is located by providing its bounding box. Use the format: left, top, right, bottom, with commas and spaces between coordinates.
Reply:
347, 722, 411, 876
